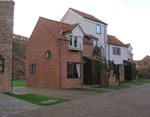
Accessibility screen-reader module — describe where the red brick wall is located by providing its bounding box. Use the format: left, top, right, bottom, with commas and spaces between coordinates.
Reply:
26, 20, 60, 89
139, 56, 150, 69
120, 64, 125, 82
83, 44, 92, 57
60, 41, 82, 88
0, 1, 14, 92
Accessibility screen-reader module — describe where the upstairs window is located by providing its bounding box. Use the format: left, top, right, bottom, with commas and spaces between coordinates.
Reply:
113, 47, 121, 55
29, 64, 36, 74
96, 24, 101, 34
0, 55, 4, 72
45, 50, 51, 59
69, 36, 72, 46
74, 36, 77, 47
67, 63, 81, 78
144, 62, 147, 65
138, 62, 140, 65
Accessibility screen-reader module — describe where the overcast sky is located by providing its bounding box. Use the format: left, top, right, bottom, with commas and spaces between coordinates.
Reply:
13, 0, 150, 60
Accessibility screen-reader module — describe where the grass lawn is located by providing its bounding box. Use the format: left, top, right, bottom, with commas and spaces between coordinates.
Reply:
99, 85, 130, 90
98, 79, 150, 90
13, 80, 25, 87
69, 88, 108, 94
3, 93, 71, 106
121, 79, 150, 86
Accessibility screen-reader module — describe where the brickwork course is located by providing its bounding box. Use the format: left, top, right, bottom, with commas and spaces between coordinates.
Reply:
0, 1, 14, 92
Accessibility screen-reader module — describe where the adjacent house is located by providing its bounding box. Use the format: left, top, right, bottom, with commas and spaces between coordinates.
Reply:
13, 34, 29, 41
26, 8, 135, 89
134, 55, 150, 69
0, 1, 14, 92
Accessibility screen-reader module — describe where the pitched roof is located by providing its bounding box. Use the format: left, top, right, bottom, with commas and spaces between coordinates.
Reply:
84, 56, 100, 61
125, 44, 130, 47
62, 24, 78, 33
40, 17, 70, 40
70, 8, 107, 25
85, 35, 98, 40
107, 35, 127, 47
83, 36, 92, 45
13, 34, 29, 41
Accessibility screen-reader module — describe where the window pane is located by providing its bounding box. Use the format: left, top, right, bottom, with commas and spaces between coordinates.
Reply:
117, 48, 121, 55
0, 59, 3, 64
96, 25, 101, 34
74, 36, 77, 47
0, 66, 3, 72
113, 47, 116, 55
32, 64, 36, 74
76, 63, 80, 78
69, 36, 72, 46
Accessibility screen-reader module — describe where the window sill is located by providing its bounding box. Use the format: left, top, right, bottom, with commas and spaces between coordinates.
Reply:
67, 77, 81, 79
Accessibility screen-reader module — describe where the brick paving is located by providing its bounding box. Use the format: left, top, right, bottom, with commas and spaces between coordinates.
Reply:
6, 83, 150, 117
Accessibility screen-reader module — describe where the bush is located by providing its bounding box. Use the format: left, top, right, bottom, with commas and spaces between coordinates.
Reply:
137, 68, 150, 79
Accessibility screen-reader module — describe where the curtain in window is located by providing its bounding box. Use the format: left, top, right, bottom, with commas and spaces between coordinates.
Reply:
76, 64, 80, 78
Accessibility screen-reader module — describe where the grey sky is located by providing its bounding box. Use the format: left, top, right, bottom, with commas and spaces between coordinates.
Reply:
13, 0, 150, 60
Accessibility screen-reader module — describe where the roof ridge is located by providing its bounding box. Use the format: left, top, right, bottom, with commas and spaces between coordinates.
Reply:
69, 8, 94, 17
40, 16, 70, 25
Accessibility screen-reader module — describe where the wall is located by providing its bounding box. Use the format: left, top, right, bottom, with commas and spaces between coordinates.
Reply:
82, 19, 107, 58
60, 41, 82, 88
26, 20, 60, 89
109, 44, 128, 64
61, 10, 84, 26
0, 1, 14, 92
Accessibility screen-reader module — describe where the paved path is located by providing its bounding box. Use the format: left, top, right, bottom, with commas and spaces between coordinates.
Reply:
7, 84, 150, 117
0, 93, 42, 117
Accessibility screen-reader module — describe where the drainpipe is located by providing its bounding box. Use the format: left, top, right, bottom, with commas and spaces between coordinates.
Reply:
104, 25, 107, 59
59, 40, 62, 89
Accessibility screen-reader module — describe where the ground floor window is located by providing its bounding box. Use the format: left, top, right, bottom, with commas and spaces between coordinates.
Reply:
0, 55, 4, 72
29, 63, 36, 74
67, 63, 81, 78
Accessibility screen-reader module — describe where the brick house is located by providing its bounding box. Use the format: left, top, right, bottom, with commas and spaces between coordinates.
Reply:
0, 1, 14, 92
134, 55, 150, 69
26, 8, 135, 88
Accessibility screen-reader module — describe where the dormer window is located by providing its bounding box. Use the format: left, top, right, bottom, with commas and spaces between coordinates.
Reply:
96, 24, 101, 34
68, 35, 83, 51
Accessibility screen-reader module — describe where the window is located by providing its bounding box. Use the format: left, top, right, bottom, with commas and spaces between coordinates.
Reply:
113, 47, 121, 55
69, 36, 72, 46
145, 62, 147, 65
91, 39, 97, 49
45, 50, 51, 59
138, 62, 140, 65
29, 64, 36, 74
74, 36, 77, 47
67, 63, 81, 78
0, 55, 4, 72
96, 24, 101, 34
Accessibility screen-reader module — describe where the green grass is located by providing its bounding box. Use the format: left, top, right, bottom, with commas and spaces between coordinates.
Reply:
3, 93, 71, 106
69, 88, 108, 94
98, 79, 150, 90
99, 85, 130, 90
121, 79, 150, 86
13, 80, 25, 87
